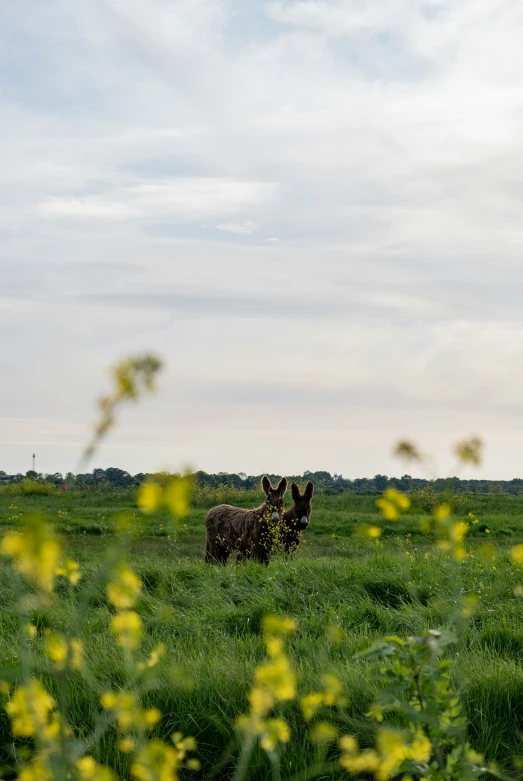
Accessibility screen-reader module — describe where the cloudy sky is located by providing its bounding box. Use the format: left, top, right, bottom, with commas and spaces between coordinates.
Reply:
2, 0, 523, 479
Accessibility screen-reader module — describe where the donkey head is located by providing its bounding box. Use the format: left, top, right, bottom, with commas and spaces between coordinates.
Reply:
262, 475, 288, 521
291, 481, 314, 530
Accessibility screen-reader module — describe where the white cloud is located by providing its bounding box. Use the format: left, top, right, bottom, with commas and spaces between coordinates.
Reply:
37, 198, 139, 219
2, 0, 523, 476
216, 220, 259, 234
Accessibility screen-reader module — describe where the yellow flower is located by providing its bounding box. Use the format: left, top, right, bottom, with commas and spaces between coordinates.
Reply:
45, 633, 67, 667
131, 740, 180, 781
266, 637, 283, 657
1, 516, 62, 593
322, 673, 344, 706
119, 738, 135, 753
55, 558, 81, 585
24, 624, 37, 639
111, 610, 143, 650
409, 732, 432, 762
434, 504, 451, 521
138, 482, 163, 514
511, 545, 523, 565
259, 718, 290, 752
376, 499, 398, 521
255, 654, 296, 701
514, 585, 523, 597
19, 755, 53, 781
146, 643, 166, 668
309, 722, 338, 745
6, 679, 60, 739
262, 615, 297, 637
384, 487, 411, 511
339, 735, 358, 754
249, 687, 274, 716
144, 708, 161, 728
76, 756, 116, 781
101, 691, 161, 733
45, 634, 84, 670
300, 692, 324, 721
107, 564, 141, 610
165, 476, 192, 518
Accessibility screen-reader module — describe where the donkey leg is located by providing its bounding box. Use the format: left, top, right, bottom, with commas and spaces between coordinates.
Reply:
251, 544, 270, 565
205, 537, 227, 564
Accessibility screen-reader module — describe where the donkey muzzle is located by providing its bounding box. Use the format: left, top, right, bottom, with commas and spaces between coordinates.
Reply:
300, 516, 309, 529
271, 511, 280, 522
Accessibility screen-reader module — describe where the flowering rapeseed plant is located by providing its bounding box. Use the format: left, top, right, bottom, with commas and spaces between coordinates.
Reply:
1, 515, 61, 593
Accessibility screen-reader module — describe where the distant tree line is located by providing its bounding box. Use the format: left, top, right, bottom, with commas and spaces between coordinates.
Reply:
1, 468, 523, 496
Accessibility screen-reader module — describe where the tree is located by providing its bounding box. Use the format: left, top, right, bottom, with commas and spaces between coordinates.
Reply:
105, 468, 133, 489
373, 475, 389, 492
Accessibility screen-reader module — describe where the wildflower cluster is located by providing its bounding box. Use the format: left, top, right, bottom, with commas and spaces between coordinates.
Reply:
45, 632, 84, 670
138, 474, 192, 519
339, 728, 431, 780
346, 631, 490, 781
377, 487, 411, 522
107, 562, 143, 651
433, 503, 469, 560
301, 673, 345, 722
82, 353, 163, 465
1, 515, 62, 593
237, 616, 297, 753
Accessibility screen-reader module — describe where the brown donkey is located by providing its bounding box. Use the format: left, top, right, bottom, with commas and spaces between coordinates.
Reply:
281, 480, 314, 555
205, 475, 287, 564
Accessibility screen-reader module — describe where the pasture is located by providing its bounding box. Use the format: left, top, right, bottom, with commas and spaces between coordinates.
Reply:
1, 487, 523, 779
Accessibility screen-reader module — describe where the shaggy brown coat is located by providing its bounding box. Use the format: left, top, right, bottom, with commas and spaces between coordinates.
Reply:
281, 481, 314, 555
205, 476, 287, 564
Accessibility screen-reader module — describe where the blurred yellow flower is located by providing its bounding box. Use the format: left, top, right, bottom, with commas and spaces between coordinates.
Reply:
55, 558, 81, 585
6, 679, 60, 739
107, 564, 141, 610
76, 756, 115, 781
262, 615, 297, 636
309, 722, 338, 745
259, 718, 290, 752
255, 654, 296, 701
165, 476, 192, 518
138, 482, 162, 514
376, 499, 398, 521
511, 545, 523, 565
1, 516, 61, 593
301, 692, 324, 721
111, 610, 143, 651
434, 504, 451, 521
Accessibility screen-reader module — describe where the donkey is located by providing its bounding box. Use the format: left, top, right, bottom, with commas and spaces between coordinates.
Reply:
205, 475, 288, 565
281, 481, 314, 555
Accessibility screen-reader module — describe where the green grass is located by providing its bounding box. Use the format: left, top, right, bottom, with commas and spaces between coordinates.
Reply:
1, 491, 523, 779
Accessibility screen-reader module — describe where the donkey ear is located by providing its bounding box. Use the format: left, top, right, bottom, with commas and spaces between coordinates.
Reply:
304, 481, 314, 500
261, 475, 272, 495
291, 482, 301, 502
277, 477, 288, 495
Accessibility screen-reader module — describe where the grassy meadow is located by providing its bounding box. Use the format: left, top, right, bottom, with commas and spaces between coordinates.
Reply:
1, 487, 523, 779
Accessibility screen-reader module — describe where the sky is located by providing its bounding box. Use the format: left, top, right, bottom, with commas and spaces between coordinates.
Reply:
2, 0, 523, 480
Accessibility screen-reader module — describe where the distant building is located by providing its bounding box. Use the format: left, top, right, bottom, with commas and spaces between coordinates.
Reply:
0, 474, 17, 484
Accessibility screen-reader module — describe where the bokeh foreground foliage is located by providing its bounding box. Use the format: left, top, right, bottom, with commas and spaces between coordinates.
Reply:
1, 357, 523, 781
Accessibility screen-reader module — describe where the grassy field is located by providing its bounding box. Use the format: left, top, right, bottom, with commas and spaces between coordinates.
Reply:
1, 488, 523, 779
